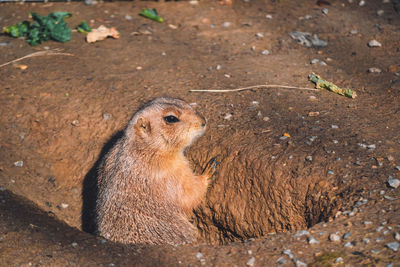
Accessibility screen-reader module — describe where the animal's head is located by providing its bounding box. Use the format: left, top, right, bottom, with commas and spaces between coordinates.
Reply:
128, 97, 206, 154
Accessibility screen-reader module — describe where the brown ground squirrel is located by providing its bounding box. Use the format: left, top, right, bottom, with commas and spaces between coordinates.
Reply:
96, 97, 215, 245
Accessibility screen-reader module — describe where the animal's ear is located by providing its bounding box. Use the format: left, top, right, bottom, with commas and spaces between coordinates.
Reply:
135, 117, 151, 137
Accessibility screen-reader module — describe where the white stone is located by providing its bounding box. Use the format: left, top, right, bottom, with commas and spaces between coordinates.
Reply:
13, 161, 23, 167
387, 176, 400, 188
386, 242, 399, 252
329, 233, 341, 242
368, 40, 382, 47
262, 49, 270, 55
368, 67, 382, 73
246, 257, 255, 267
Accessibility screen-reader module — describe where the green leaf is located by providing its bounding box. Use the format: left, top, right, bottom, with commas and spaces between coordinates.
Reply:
139, 8, 164, 23
77, 21, 91, 33
3, 21, 30, 38
4, 11, 72, 46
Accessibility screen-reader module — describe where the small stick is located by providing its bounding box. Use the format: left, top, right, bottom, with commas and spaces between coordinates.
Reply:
190, 84, 318, 93
0, 50, 74, 69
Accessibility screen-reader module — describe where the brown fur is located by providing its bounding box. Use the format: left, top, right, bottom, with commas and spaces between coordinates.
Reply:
96, 97, 212, 245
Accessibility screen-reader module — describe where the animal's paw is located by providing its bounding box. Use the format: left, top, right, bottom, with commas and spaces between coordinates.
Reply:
202, 156, 219, 183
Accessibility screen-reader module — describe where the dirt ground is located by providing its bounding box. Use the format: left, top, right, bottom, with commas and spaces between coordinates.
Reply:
0, 0, 400, 266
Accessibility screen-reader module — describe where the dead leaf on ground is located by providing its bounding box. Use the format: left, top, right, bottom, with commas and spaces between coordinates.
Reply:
86, 25, 120, 43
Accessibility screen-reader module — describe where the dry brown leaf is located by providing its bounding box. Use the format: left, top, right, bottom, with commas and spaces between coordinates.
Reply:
86, 25, 120, 43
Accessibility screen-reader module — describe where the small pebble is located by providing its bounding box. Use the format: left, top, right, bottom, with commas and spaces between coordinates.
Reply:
295, 260, 307, 267
224, 113, 233, 120
395, 232, 400, 241
368, 67, 382, 73
222, 22, 231, 27
263, 116, 270, 122
276, 257, 287, 264
363, 238, 370, 244
363, 221, 372, 226
308, 95, 317, 101
295, 230, 310, 237
359, 0, 365, 6
71, 120, 80, 126
71, 242, 78, 248
383, 230, 389, 235
103, 113, 112, 120
265, 14, 272, 19
367, 144, 376, 150
246, 257, 255, 267
371, 249, 380, 254
216, 64, 222, 70
377, 9, 384, 16
329, 233, 341, 242
0, 42, 9, 46
331, 124, 339, 129
350, 29, 358, 34
335, 257, 344, 264
256, 32, 264, 38
387, 176, 400, 188
196, 252, 203, 259
262, 49, 270, 55
385, 242, 399, 252
368, 40, 382, 47
384, 195, 396, 201
283, 249, 294, 259
376, 226, 384, 232
376, 237, 384, 242
386, 263, 393, 267
308, 236, 320, 244
125, 15, 132, 20
327, 170, 335, 175
61, 203, 69, 209
344, 242, 353, 248
321, 8, 329, 14
224, 74, 231, 78
343, 232, 352, 239
13, 161, 23, 167
306, 156, 313, 162
101, 239, 107, 244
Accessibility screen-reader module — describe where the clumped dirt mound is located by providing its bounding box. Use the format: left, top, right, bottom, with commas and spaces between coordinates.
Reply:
0, 0, 400, 265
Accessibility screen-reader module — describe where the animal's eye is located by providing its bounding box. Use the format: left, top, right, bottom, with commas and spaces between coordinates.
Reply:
164, 115, 180, 123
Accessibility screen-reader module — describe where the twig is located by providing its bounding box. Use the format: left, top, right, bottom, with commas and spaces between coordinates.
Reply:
0, 50, 74, 69
190, 84, 318, 93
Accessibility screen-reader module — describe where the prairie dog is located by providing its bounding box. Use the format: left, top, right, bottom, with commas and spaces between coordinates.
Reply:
96, 97, 214, 245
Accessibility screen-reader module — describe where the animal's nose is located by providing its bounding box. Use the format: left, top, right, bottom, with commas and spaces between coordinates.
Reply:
200, 116, 207, 128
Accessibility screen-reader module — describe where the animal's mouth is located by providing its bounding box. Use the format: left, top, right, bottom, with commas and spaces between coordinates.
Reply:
186, 127, 206, 146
